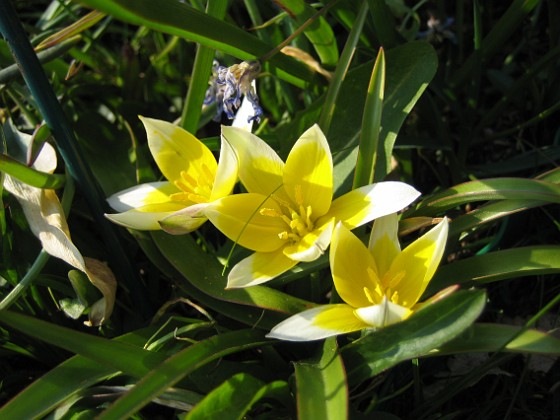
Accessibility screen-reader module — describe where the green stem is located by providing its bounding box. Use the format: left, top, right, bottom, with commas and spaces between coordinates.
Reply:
0, 0, 150, 317
180, 0, 228, 133
0, 250, 50, 310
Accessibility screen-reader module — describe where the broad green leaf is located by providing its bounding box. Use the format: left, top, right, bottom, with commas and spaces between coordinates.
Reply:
407, 178, 560, 218
427, 246, 560, 295
433, 323, 560, 356
343, 289, 486, 385
151, 232, 313, 316
294, 339, 348, 420
187, 373, 290, 419
77, 0, 313, 87
274, 0, 338, 67
97, 330, 268, 419
0, 310, 166, 376
0, 154, 65, 189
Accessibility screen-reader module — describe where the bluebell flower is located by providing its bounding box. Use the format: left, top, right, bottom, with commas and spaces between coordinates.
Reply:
417, 16, 456, 44
205, 60, 263, 123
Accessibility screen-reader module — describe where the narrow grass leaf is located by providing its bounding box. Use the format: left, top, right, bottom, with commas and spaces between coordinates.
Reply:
0, 154, 65, 189
0, 326, 161, 419
97, 329, 268, 419
343, 289, 486, 385
294, 339, 348, 420
407, 177, 560, 217
428, 246, 560, 294
77, 0, 313, 87
180, 0, 228, 133
274, 0, 338, 67
353, 47, 384, 189
433, 323, 560, 356
0, 310, 166, 376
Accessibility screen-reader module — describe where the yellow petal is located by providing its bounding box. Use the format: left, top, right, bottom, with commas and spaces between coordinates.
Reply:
323, 181, 420, 229
221, 126, 285, 197
203, 193, 286, 252
354, 296, 413, 328
387, 218, 449, 308
107, 182, 181, 212
227, 250, 297, 288
266, 304, 368, 341
283, 218, 334, 262
159, 211, 207, 235
140, 117, 217, 184
330, 222, 380, 308
283, 124, 333, 217
368, 213, 401, 278
105, 201, 186, 230
209, 137, 238, 201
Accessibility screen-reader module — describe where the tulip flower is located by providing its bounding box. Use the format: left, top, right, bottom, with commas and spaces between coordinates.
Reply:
202, 125, 421, 288
106, 117, 238, 234
267, 214, 449, 341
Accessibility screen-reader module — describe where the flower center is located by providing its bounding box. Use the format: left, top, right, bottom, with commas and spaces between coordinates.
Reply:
364, 267, 405, 306
170, 164, 214, 204
259, 185, 315, 245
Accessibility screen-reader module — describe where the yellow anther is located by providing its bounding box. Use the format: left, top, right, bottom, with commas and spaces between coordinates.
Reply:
260, 208, 282, 218
180, 171, 198, 188
363, 287, 375, 304
294, 184, 304, 206
201, 164, 214, 186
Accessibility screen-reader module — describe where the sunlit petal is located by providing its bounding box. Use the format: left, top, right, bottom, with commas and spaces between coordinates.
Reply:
231, 91, 256, 132
210, 137, 238, 201
266, 304, 367, 341
106, 182, 180, 212
221, 125, 284, 196
387, 218, 449, 307
203, 193, 286, 252
105, 202, 185, 230
227, 250, 297, 288
159, 206, 208, 234
141, 116, 217, 183
283, 218, 334, 262
368, 213, 401, 278
323, 181, 420, 229
330, 222, 380, 309
354, 297, 412, 327
283, 125, 333, 217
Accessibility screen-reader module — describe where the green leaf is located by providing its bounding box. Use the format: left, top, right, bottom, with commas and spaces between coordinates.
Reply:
0, 310, 166, 376
187, 373, 290, 420
343, 289, 486, 385
407, 178, 560, 218
0, 154, 65, 189
328, 41, 437, 189
77, 0, 313, 87
353, 47, 385, 188
433, 323, 560, 356
294, 339, 348, 420
0, 326, 172, 419
428, 246, 560, 294
274, 0, 338, 67
151, 232, 313, 316
97, 330, 268, 419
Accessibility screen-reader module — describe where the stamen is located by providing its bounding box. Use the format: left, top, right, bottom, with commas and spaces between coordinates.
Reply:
201, 164, 214, 186
180, 171, 197, 188
363, 287, 375, 304
294, 184, 304, 206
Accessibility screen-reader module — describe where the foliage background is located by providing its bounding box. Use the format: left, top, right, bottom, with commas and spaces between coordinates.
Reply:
0, 0, 559, 418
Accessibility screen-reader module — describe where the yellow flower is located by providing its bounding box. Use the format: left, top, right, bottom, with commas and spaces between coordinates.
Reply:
266, 214, 449, 341
106, 117, 238, 234
202, 125, 421, 288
